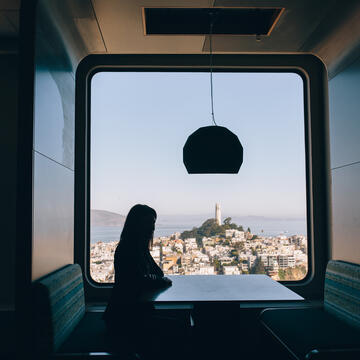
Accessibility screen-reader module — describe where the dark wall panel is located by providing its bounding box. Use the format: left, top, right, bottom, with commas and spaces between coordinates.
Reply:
34, 67, 75, 170
32, 2, 75, 280
33, 7, 75, 170
0, 55, 18, 308
329, 55, 360, 264
332, 164, 360, 264
32, 152, 74, 280
329, 56, 360, 169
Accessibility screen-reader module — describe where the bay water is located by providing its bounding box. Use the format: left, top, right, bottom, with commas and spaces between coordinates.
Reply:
91, 217, 307, 244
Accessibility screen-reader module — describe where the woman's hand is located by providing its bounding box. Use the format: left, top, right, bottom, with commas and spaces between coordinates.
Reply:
142, 274, 172, 289
162, 276, 172, 286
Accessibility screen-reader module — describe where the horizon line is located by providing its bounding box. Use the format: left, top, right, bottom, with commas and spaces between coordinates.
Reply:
91, 208, 306, 221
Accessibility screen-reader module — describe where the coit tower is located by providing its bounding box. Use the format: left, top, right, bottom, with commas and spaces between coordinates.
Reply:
215, 203, 221, 225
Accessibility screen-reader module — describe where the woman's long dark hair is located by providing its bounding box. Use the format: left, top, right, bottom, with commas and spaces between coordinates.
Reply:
119, 204, 157, 253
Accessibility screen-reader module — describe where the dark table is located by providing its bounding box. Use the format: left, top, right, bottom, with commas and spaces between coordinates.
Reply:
142, 275, 304, 304
140, 275, 304, 346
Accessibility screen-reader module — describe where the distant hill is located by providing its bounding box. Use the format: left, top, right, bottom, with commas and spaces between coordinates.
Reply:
91, 209, 125, 226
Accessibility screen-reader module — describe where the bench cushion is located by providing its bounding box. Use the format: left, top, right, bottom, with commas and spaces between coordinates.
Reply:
324, 260, 360, 328
32, 264, 85, 353
0, 310, 15, 359
261, 307, 360, 359
58, 312, 108, 353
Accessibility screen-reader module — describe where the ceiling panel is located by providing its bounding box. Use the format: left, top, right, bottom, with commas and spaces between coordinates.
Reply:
92, 0, 342, 55
87, 0, 360, 74
93, 0, 339, 53
27, 0, 360, 75
300, 0, 360, 77
92, 0, 215, 53
203, 0, 337, 52
38, 0, 107, 70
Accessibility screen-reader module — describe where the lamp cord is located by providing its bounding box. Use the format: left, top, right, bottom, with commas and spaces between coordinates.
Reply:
209, 20, 217, 126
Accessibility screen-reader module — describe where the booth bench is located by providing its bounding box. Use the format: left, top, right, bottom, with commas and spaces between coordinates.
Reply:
260, 260, 360, 359
31, 264, 136, 359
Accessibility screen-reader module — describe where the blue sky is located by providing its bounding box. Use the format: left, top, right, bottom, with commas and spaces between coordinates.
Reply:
91, 71, 306, 218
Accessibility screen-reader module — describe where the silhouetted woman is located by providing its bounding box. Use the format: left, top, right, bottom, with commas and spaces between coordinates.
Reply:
104, 204, 187, 357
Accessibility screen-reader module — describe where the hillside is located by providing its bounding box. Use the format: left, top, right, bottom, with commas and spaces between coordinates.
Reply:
91, 209, 125, 226
181, 217, 244, 240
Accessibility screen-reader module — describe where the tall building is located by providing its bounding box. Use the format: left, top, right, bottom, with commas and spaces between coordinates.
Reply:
215, 203, 221, 225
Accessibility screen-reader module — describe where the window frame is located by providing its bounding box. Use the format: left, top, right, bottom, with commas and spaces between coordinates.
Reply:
75, 54, 330, 302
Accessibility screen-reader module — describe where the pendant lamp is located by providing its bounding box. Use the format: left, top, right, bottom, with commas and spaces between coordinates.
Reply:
183, 11, 243, 174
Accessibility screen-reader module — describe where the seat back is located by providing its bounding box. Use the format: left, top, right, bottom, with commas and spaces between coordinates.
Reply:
324, 260, 360, 328
32, 264, 85, 354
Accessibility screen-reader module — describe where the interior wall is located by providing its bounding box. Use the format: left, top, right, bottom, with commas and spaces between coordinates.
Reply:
329, 54, 360, 265
0, 54, 18, 308
31, 3, 76, 280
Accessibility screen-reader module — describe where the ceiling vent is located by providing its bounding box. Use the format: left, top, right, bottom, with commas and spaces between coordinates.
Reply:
143, 7, 284, 36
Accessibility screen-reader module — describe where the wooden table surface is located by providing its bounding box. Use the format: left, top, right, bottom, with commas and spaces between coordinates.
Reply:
141, 275, 304, 303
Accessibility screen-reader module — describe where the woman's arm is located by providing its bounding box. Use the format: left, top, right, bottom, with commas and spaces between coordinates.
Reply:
142, 273, 172, 290
114, 245, 172, 292
147, 250, 164, 277
140, 251, 172, 289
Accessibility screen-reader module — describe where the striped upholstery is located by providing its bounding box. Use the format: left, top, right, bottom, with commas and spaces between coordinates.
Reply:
324, 260, 360, 328
32, 264, 85, 354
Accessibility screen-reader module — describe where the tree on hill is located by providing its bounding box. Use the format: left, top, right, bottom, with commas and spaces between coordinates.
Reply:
278, 266, 307, 281
250, 257, 266, 274
278, 269, 286, 280
199, 218, 223, 237
181, 218, 246, 241
213, 258, 224, 274
223, 217, 244, 231
181, 227, 198, 240
230, 249, 239, 259
180, 219, 222, 240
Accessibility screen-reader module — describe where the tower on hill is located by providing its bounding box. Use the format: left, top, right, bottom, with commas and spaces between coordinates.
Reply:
215, 203, 221, 225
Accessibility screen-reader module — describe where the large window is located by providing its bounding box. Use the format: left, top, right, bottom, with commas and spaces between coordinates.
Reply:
90, 71, 308, 283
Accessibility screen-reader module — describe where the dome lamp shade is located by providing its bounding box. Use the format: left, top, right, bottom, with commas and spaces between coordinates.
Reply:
183, 125, 243, 174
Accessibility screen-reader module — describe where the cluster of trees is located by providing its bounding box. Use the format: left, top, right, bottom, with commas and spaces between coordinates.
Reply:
248, 263, 307, 279
212, 258, 224, 274
210, 256, 266, 275
180, 217, 246, 244
250, 257, 266, 274
223, 217, 245, 232
278, 266, 307, 280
